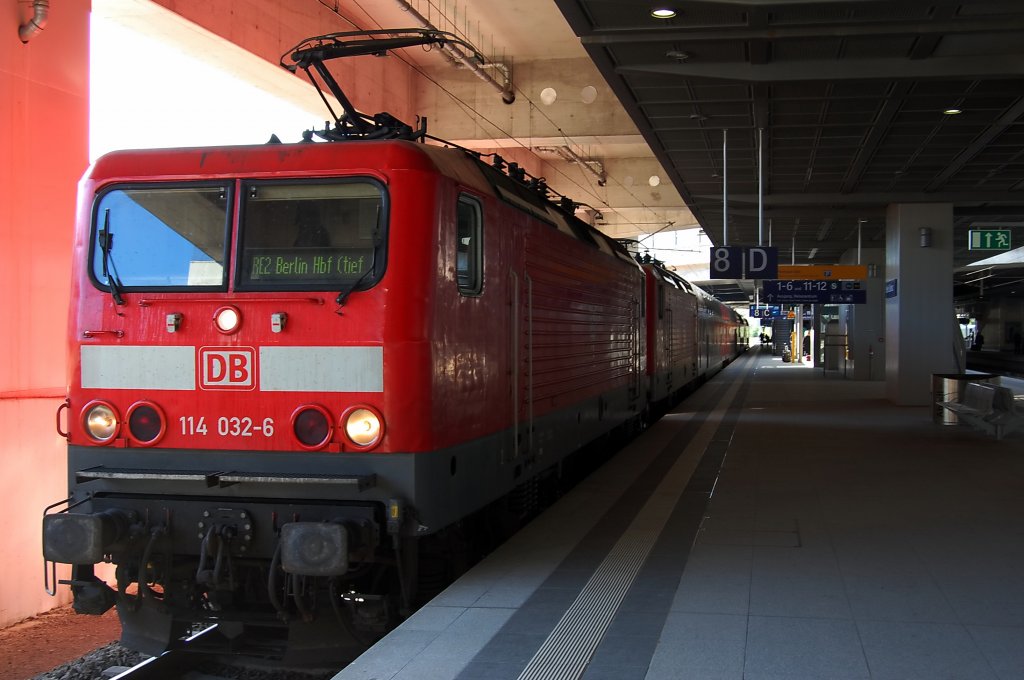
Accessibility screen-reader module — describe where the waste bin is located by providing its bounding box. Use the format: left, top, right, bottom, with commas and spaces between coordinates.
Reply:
932, 372, 997, 424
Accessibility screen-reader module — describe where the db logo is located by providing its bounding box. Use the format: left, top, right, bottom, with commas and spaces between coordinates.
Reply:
199, 347, 256, 390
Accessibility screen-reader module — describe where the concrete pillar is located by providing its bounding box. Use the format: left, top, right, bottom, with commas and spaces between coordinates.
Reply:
2, 0, 90, 624
839, 247, 885, 380
885, 204, 956, 405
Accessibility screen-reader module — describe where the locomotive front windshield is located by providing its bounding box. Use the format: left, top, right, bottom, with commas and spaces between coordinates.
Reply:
88, 180, 387, 294
237, 180, 386, 291
90, 185, 230, 290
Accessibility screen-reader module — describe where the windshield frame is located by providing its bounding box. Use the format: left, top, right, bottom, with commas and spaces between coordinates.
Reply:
87, 181, 234, 293
233, 177, 389, 294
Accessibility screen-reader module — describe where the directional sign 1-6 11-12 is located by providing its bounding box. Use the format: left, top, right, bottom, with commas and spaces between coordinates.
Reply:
764, 280, 861, 294
762, 279, 867, 304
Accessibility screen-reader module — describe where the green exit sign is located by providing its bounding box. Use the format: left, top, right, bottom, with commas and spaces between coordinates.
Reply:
969, 229, 1012, 251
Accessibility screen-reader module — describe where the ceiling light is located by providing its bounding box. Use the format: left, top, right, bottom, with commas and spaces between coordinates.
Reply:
944, 108, 963, 115
651, 8, 677, 19
808, 248, 818, 259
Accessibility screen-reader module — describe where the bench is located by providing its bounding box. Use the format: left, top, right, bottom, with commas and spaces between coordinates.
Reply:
938, 382, 1024, 440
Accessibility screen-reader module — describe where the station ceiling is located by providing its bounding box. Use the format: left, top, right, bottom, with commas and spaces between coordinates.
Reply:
544, 0, 1024, 304
115, 0, 1024, 306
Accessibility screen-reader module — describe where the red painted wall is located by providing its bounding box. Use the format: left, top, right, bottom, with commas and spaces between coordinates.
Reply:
1, 0, 90, 626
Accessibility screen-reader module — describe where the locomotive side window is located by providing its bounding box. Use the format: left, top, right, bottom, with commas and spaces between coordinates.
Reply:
456, 194, 483, 295
238, 180, 386, 291
90, 184, 230, 290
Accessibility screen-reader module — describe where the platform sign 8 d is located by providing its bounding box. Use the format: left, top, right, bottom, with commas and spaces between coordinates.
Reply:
710, 246, 778, 280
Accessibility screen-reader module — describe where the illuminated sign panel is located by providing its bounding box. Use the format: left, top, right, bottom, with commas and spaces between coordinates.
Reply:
968, 229, 1011, 251
775, 265, 868, 280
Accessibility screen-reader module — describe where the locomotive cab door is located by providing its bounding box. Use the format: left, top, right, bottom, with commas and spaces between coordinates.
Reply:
630, 295, 642, 412
664, 302, 674, 393
507, 270, 533, 463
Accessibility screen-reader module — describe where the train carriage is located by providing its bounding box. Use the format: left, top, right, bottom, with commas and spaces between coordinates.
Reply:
643, 263, 699, 410
642, 262, 748, 413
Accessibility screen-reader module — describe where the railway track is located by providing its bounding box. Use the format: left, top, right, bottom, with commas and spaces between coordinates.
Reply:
108, 650, 218, 680
107, 627, 222, 680
103, 626, 337, 680
108, 650, 338, 680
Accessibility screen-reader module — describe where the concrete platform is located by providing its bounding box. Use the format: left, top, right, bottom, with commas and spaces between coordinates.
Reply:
335, 350, 1024, 680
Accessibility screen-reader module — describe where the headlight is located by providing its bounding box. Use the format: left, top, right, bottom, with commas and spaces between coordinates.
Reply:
342, 406, 384, 449
127, 401, 165, 445
291, 405, 332, 449
213, 305, 242, 334
83, 401, 119, 444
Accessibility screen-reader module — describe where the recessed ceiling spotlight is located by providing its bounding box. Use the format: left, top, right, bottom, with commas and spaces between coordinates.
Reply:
944, 108, 963, 115
651, 8, 677, 19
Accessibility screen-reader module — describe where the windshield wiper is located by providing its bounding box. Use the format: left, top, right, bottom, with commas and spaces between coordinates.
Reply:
335, 251, 376, 311
335, 206, 381, 312
99, 209, 125, 306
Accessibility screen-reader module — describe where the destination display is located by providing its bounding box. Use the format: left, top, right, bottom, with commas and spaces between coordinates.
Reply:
245, 248, 372, 282
762, 279, 866, 304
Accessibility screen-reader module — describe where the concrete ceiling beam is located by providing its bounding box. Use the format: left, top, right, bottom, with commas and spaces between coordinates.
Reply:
417, 57, 640, 143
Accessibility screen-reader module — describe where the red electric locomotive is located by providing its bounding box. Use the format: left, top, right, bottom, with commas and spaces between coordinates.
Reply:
41, 30, 743, 662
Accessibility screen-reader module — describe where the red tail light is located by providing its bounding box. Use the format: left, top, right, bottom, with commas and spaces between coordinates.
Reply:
127, 402, 165, 446
291, 405, 332, 450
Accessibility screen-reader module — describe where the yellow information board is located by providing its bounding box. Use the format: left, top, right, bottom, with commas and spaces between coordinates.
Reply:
776, 264, 868, 280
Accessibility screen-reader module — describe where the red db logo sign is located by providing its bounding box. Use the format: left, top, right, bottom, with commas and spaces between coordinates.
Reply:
199, 347, 255, 390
